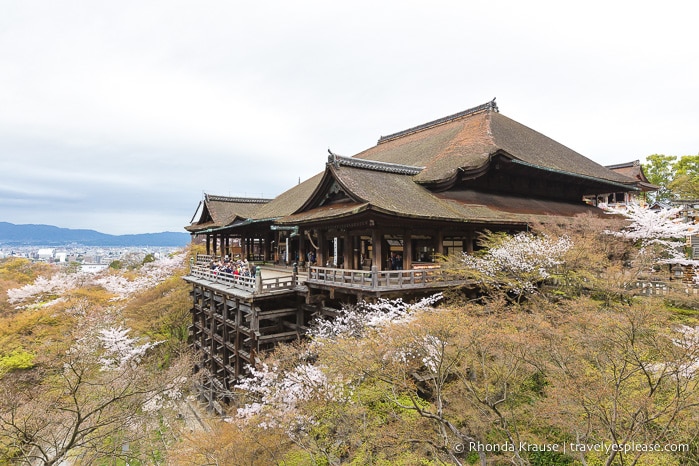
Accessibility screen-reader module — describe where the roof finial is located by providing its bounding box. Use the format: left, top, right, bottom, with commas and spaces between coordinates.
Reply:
327, 149, 340, 168
489, 97, 499, 113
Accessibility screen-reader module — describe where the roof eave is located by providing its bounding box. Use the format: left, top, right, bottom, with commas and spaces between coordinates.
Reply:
506, 159, 640, 192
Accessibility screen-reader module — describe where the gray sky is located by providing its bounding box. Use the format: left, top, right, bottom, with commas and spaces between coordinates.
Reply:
1, 1, 697, 234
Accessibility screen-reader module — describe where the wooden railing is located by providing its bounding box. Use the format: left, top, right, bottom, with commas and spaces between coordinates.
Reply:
191, 255, 465, 293
189, 264, 296, 294
307, 265, 464, 291
194, 254, 218, 266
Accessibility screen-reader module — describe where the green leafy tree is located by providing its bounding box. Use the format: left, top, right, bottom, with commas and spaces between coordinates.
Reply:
643, 154, 677, 202
670, 154, 699, 199
643, 154, 699, 202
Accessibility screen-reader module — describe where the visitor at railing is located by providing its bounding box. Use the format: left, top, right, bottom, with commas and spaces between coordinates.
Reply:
306, 250, 316, 266
208, 257, 254, 277
389, 253, 403, 270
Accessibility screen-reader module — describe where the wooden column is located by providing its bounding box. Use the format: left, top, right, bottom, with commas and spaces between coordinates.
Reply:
265, 232, 273, 262
317, 230, 327, 267
403, 231, 412, 270
435, 230, 444, 258
206, 234, 211, 255
208, 291, 216, 374
235, 300, 242, 378
466, 230, 474, 253
352, 235, 361, 270
274, 232, 280, 263
298, 235, 306, 268
222, 299, 230, 389
372, 228, 383, 271
343, 231, 351, 269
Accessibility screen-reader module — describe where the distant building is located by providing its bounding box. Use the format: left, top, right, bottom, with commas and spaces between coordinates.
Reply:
584, 160, 658, 207
37, 248, 54, 261
80, 263, 109, 273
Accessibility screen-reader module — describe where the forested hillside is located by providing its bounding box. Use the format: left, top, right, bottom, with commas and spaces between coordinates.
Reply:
0, 246, 197, 465
2, 211, 699, 465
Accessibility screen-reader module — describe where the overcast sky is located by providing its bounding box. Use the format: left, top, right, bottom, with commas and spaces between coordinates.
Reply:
1, 1, 697, 234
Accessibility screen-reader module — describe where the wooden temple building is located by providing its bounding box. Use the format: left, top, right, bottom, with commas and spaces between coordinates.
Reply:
183, 99, 644, 408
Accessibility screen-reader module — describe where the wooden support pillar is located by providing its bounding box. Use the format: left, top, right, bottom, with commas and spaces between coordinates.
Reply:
265, 232, 273, 262
222, 298, 230, 388
296, 304, 304, 337
206, 234, 211, 255
372, 228, 383, 271
435, 230, 444, 258
352, 235, 361, 270
274, 231, 281, 263
298, 235, 306, 268
403, 231, 412, 270
466, 230, 474, 254
317, 230, 327, 267
209, 291, 216, 374
343, 231, 351, 270
235, 301, 242, 378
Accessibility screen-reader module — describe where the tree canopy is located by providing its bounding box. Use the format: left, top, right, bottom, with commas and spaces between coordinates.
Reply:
643, 154, 699, 202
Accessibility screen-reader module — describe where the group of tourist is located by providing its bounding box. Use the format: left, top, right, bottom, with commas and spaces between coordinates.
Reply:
209, 256, 255, 277
389, 252, 403, 270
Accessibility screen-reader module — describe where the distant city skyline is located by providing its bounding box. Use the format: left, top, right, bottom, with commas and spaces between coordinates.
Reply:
2, 1, 698, 234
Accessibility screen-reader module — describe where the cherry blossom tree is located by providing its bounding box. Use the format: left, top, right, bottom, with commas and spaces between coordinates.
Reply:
0, 322, 188, 465
309, 293, 442, 340
96, 326, 162, 370
605, 203, 697, 263
457, 231, 572, 299
236, 362, 345, 428
233, 296, 446, 428
6, 273, 82, 307
6, 251, 186, 308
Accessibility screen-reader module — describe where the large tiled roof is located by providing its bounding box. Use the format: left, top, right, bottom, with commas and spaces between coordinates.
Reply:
188, 100, 635, 232
352, 101, 633, 187
278, 162, 605, 226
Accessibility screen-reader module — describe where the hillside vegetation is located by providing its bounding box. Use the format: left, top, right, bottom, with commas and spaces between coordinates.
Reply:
172, 213, 699, 466
0, 246, 199, 465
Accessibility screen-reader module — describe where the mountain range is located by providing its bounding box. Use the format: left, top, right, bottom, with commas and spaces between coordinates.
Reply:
0, 222, 190, 247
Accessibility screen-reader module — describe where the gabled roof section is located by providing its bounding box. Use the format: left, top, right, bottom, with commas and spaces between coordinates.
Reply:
351, 99, 634, 189
185, 194, 272, 232
606, 160, 659, 192
279, 161, 463, 224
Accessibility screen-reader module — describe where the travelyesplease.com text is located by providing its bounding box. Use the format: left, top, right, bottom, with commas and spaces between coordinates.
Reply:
455, 441, 689, 455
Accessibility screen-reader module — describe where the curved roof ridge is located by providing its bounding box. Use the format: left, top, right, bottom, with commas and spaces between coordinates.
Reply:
205, 194, 273, 204
328, 151, 424, 175
377, 98, 498, 144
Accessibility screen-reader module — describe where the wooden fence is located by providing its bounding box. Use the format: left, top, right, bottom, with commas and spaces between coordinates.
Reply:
307, 265, 465, 291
